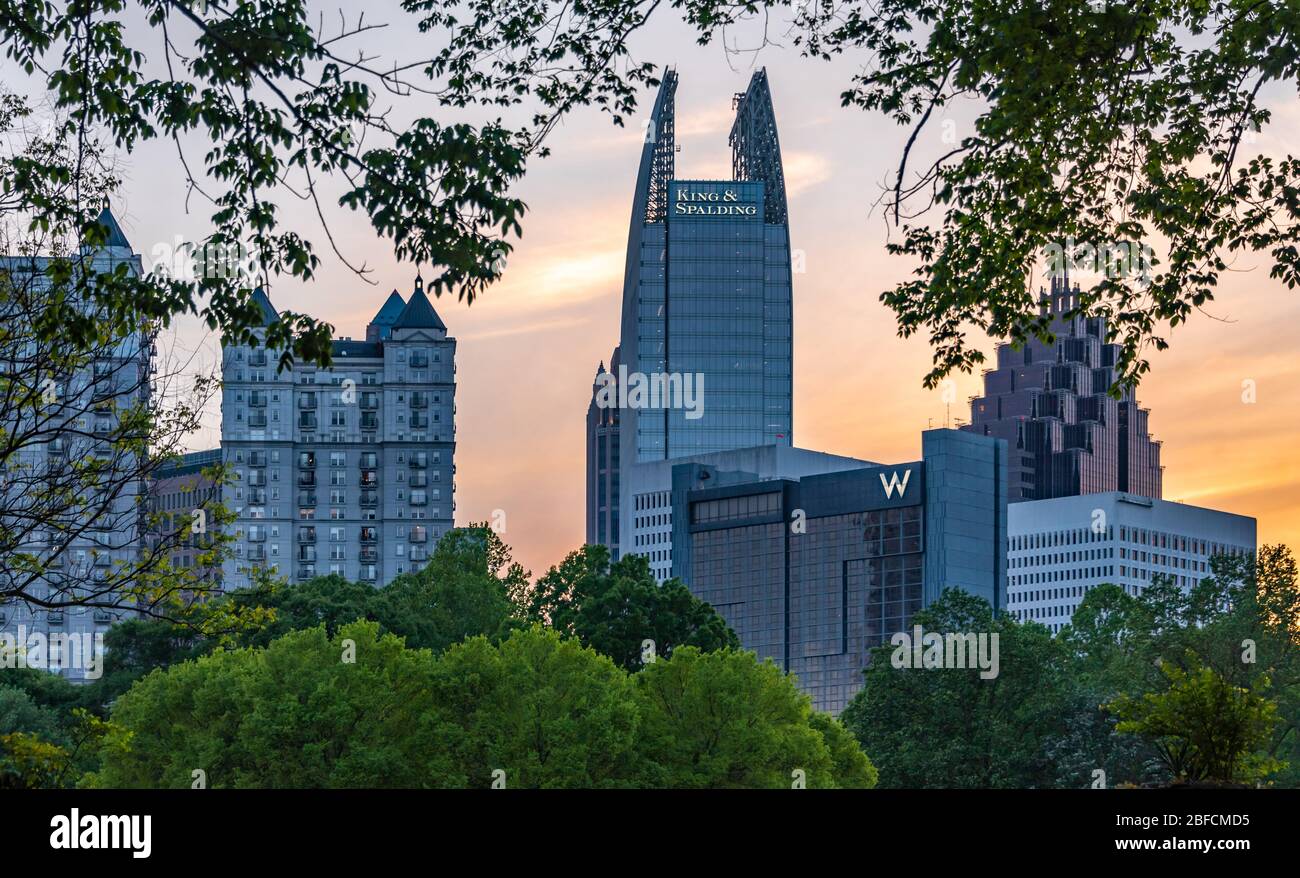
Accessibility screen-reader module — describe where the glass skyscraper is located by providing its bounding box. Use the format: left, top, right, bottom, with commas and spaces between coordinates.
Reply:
586, 68, 794, 557
676, 429, 1008, 714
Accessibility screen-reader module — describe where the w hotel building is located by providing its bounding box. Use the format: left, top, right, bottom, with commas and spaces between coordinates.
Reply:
587, 68, 794, 557
675, 430, 1008, 714
221, 280, 456, 589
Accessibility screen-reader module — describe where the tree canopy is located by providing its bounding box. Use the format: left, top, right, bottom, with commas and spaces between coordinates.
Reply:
843, 547, 1300, 787
90, 623, 876, 789
297, 0, 1300, 391
526, 544, 738, 671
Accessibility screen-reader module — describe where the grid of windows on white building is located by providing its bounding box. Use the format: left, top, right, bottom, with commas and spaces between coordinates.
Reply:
631, 490, 673, 581
1006, 493, 1256, 635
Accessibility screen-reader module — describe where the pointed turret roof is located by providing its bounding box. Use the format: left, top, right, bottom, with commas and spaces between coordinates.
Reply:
392, 275, 447, 331
95, 207, 133, 250
251, 287, 279, 325
371, 289, 406, 327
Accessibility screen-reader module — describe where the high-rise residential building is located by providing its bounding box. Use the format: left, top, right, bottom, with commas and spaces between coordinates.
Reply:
1007, 492, 1256, 634
586, 67, 795, 558
220, 277, 456, 590
962, 274, 1163, 501
675, 429, 1008, 714
0, 209, 151, 681
147, 449, 222, 583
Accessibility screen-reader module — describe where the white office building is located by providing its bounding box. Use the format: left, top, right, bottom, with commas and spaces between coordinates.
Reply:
1007, 492, 1256, 633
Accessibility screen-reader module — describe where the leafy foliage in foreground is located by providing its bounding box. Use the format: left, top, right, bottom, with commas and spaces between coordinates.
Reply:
844, 547, 1300, 787
88, 624, 874, 789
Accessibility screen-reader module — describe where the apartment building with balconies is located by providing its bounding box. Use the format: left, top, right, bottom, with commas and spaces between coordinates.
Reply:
0, 209, 152, 681
220, 280, 456, 589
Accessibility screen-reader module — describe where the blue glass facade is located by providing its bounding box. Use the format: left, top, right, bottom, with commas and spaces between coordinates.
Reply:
675, 429, 1007, 713
626, 180, 792, 460
587, 68, 794, 558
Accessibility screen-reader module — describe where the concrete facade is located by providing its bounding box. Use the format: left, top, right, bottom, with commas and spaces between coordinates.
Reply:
1007, 492, 1256, 634
220, 278, 456, 590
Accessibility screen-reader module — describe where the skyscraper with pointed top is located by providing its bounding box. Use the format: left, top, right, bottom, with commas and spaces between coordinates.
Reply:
962, 272, 1163, 501
586, 68, 795, 556
221, 275, 456, 589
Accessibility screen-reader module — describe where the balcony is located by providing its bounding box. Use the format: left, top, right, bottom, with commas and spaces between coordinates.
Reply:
360, 394, 379, 410
410, 472, 427, 487
297, 547, 317, 563
247, 471, 267, 487
297, 492, 317, 508
359, 547, 378, 563
359, 472, 378, 488
297, 471, 316, 487
410, 392, 428, 409
92, 610, 114, 624
360, 454, 378, 469
359, 491, 378, 508
298, 413, 318, 431
297, 565, 316, 580
249, 451, 267, 467
248, 489, 267, 505
248, 413, 268, 429
410, 354, 429, 368
359, 567, 378, 583
411, 452, 427, 469
249, 392, 268, 408
410, 491, 426, 507
298, 394, 317, 410
298, 452, 316, 469
360, 530, 378, 544
247, 546, 267, 562
247, 530, 267, 543
410, 547, 428, 563
409, 415, 429, 430
360, 413, 378, 431
409, 527, 427, 543
298, 527, 317, 543
249, 350, 268, 368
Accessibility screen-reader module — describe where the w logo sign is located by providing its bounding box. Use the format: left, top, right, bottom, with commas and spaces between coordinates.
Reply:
879, 469, 912, 499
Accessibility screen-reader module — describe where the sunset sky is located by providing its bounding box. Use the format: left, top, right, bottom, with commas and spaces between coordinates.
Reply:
86, 4, 1300, 578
